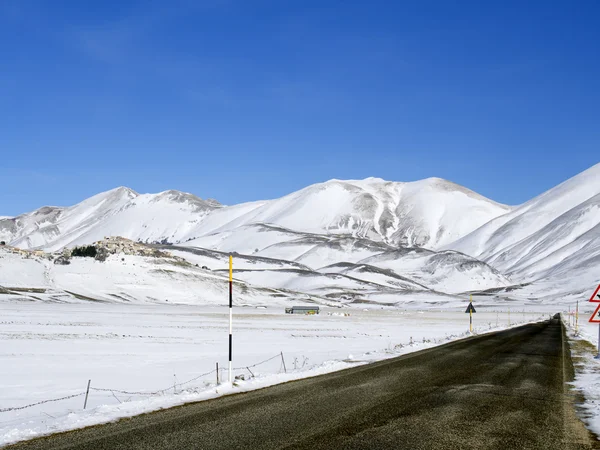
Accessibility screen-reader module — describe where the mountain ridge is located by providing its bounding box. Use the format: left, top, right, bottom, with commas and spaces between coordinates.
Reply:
2, 166, 598, 303
0, 176, 510, 252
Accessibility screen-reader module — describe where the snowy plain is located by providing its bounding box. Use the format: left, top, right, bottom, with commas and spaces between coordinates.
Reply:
0, 301, 547, 447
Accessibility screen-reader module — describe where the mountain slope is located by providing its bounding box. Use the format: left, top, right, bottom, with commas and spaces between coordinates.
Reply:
1, 177, 509, 254
14, 171, 597, 302
448, 163, 600, 278
179, 178, 511, 250
0, 246, 325, 306
1, 188, 221, 252
445, 163, 600, 301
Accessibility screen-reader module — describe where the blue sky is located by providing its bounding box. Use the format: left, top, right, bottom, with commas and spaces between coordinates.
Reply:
1, 0, 598, 216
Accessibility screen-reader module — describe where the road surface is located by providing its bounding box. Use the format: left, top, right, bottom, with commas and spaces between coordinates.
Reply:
8, 317, 599, 449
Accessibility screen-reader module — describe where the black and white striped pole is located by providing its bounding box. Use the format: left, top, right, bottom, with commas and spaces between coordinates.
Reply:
228, 255, 233, 383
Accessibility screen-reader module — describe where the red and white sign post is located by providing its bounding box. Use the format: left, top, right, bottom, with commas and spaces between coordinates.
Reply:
587, 285, 600, 359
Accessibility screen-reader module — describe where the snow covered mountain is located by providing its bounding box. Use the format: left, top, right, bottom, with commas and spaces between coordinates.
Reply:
3, 165, 598, 305
0, 178, 510, 253
0, 177, 514, 304
0, 188, 221, 252
448, 163, 600, 300
178, 178, 511, 250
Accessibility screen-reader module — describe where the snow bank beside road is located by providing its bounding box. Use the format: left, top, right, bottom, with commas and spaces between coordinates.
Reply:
565, 318, 600, 440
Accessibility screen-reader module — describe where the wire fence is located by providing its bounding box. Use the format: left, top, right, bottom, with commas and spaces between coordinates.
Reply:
88, 368, 219, 398
0, 352, 295, 415
0, 393, 86, 413
233, 354, 281, 371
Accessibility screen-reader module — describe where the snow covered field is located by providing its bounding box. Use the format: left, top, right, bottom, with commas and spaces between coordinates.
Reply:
0, 301, 546, 446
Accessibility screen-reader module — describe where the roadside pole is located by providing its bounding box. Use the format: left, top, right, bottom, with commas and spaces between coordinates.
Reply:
465, 295, 476, 333
576, 301, 579, 334
229, 255, 233, 383
470, 307, 473, 333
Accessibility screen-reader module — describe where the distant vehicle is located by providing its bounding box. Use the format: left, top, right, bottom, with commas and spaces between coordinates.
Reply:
285, 306, 320, 315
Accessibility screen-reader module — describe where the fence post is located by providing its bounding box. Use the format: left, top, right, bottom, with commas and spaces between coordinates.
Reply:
83, 379, 91, 409
216, 363, 219, 385
281, 352, 287, 374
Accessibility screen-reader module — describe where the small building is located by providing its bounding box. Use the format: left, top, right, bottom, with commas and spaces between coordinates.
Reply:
285, 306, 320, 315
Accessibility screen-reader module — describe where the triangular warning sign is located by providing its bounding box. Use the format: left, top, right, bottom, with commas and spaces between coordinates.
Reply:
589, 285, 600, 303
465, 303, 476, 314
589, 303, 600, 323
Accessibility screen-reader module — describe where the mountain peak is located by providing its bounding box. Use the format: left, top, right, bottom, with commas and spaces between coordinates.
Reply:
151, 190, 222, 209
109, 186, 139, 196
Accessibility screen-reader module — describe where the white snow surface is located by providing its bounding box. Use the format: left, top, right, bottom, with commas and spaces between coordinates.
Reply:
0, 302, 545, 447
0, 249, 328, 307
1, 246, 507, 308
0, 252, 50, 289
356, 249, 511, 294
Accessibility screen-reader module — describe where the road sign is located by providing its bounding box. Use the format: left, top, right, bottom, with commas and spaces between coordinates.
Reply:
587, 285, 600, 359
589, 285, 600, 323
589, 303, 600, 323
589, 285, 600, 302
465, 303, 476, 313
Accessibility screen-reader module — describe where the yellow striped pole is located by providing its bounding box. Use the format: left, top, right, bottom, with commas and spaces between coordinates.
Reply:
469, 294, 473, 333
229, 255, 233, 383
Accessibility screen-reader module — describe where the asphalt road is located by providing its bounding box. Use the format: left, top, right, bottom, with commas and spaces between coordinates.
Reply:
8, 318, 599, 450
